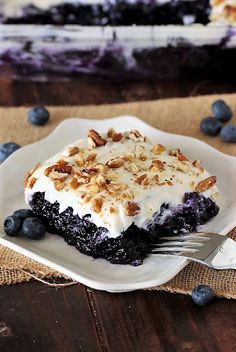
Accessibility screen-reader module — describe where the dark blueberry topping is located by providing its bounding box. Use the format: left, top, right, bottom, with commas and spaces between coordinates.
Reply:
192, 285, 214, 306
29, 191, 219, 265
212, 100, 232, 123
4, 215, 22, 237
21, 217, 46, 240
220, 125, 236, 143
0, 142, 21, 162
200, 117, 222, 136
28, 106, 50, 126
13, 209, 35, 220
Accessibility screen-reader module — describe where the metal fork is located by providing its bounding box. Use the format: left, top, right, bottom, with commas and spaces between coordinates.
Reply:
150, 232, 236, 270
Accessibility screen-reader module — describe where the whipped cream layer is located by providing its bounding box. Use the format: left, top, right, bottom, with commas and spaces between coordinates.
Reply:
24, 129, 219, 238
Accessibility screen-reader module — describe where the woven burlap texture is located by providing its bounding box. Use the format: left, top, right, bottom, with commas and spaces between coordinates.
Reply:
0, 93, 236, 298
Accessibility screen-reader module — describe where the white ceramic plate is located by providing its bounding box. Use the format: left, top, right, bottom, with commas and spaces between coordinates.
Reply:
1, 116, 236, 293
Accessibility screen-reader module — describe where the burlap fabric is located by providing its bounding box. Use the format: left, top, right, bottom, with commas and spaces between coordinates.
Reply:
0, 94, 236, 297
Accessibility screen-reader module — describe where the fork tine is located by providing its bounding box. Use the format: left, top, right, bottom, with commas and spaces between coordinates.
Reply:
151, 247, 198, 254
150, 241, 204, 248
158, 234, 210, 242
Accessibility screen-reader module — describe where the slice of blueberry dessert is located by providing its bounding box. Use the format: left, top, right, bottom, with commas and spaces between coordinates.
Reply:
24, 128, 220, 265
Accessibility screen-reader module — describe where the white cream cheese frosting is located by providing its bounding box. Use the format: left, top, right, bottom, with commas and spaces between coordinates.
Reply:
24, 128, 219, 238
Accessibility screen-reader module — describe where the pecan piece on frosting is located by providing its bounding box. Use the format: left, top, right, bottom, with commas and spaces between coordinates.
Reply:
91, 197, 103, 213
192, 160, 204, 173
44, 161, 73, 177
88, 129, 106, 147
53, 180, 65, 191
124, 201, 140, 216
27, 177, 37, 189
106, 157, 124, 169
63, 146, 80, 157
86, 153, 97, 163
24, 163, 41, 187
178, 152, 188, 162
135, 174, 148, 186
149, 159, 165, 172
152, 144, 165, 155
107, 128, 123, 142
195, 176, 217, 193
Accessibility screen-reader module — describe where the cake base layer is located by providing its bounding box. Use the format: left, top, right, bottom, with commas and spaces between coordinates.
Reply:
29, 192, 219, 265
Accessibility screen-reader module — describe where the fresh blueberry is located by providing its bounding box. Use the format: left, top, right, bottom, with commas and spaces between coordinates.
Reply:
192, 285, 214, 306
21, 217, 46, 240
4, 215, 22, 237
200, 117, 222, 136
0, 142, 21, 162
220, 125, 236, 143
13, 209, 34, 220
28, 106, 50, 126
212, 100, 232, 122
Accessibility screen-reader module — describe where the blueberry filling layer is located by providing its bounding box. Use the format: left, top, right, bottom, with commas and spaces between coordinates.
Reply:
2, 1, 210, 26
1, 45, 236, 81
29, 191, 219, 265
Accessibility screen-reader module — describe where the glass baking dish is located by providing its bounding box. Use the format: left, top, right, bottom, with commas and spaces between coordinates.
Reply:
0, 23, 236, 81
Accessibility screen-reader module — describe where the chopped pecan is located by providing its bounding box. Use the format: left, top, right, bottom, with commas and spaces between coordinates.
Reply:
81, 193, 91, 203
124, 162, 139, 173
86, 182, 100, 194
107, 128, 116, 138
108, 183, 127, 193
75, 174, 90, 185
135, 174, 148, 186
140, 153, 147, 161
86, 153, 97, 163
121, 153, 134, 162
92, 163, 107, 173
91, 197, 103, 213
106, 157, 124, 169
75, 158, 85, 167
195, 176, 217, 193
63, 146, 80, 157
192, 160, 204, 172
152, 144, 165, 155
124, 201, 140, 216
151, 175, 160, 184
172, 160, 189, 173
70, 177, 80, 190
48, 171, 68, 182
112, 132, 123, 142
54, 181, 65, 191
178, 152, 188, 162
166, 180, 174, 186
88, 129, 106, 147
27, 177, 37, 189
149, 160, 165, 172
127, 129, 145, 142
24, 163, 41, 187
56, 159, 68, 168
109, 207, 117, 214
44, 162, 73, 177
169, 149, 180, 157
53, 164, 73, 174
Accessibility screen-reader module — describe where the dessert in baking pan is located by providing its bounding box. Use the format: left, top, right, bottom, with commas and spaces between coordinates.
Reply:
0, 0, 211, 25
24, 129, 219, 265
0, 1, 236, 80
